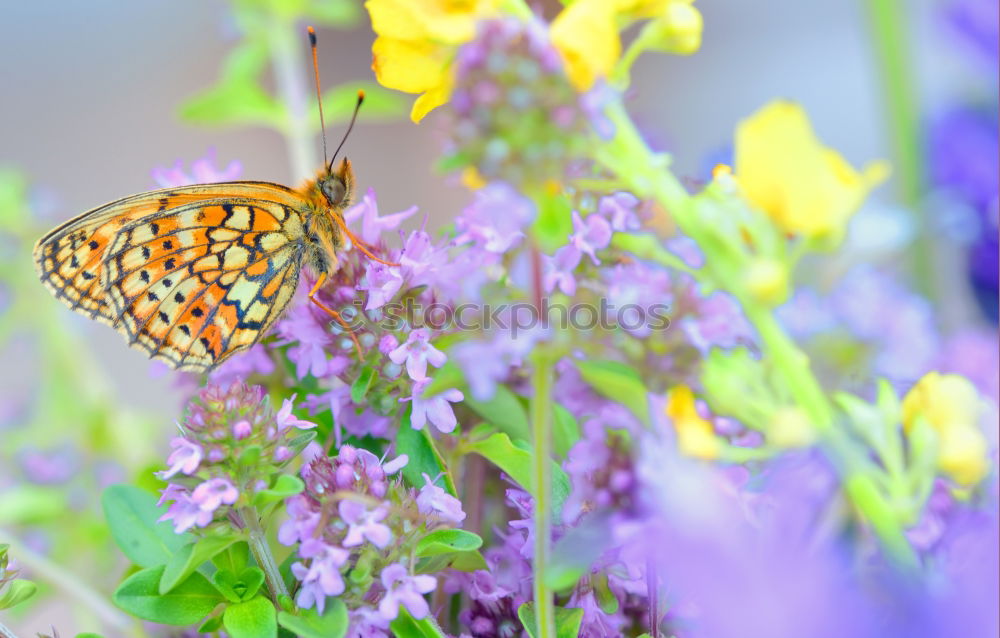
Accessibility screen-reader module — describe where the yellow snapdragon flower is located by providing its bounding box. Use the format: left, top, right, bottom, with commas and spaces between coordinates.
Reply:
902, 372, 990, 486
366, 0, 500, 122
666, 385, 721, 459
551, 0, 702, 91
734, 101, 889, 242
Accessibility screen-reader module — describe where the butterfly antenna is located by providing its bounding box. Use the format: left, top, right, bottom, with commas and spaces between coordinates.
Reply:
329, 90, 365, 172
307, 26, 328, 168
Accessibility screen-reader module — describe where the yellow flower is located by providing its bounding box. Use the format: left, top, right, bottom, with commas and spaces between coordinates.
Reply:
366, 0, 499, 122
666, 385, 721, 459
902, 372, 990, 486
551, 0, 702, 91
734, 101, 889, 242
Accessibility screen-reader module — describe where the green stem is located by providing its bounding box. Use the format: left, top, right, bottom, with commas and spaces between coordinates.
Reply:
269, 19, 317, 182
863, 0, 934, 298
599, 98, 919, 568
0, 529, 132, 632
530, 346, 556, 638
240, 508, 290, 602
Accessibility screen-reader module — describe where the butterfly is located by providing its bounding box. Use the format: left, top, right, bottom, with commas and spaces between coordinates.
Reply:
33, 27, 392, 372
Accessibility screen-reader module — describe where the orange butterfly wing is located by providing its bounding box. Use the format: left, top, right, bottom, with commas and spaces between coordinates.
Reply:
34, 183, 310, 371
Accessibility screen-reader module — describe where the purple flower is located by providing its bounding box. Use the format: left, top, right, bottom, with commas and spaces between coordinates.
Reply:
279, 494, 320, 545
544, 245, 582, 296
158, 485, 214, 533
359, 263, 404, 311
417, 473, 466, 523
275, 396, 317, 432
602, 261, 672, 338
190, 478, 239, 513
569, 211, 612, 265
389, 329, 447, 381
276, 303, 332, 379
681, 291, 755, 354
151, 149, 241, 188
345, 187, 418, 245
409, 379, 464, 433
377, 563, 437, 621
291, 539, 349, 614
18, 446, 80, 485
348, 607, 391, 638
453, 339, 511, 400
208, 344, 275, 386
454, 183, 535, 254
339, 500, 392, 548
160, 438, 203, 479
598, 192, 640, 232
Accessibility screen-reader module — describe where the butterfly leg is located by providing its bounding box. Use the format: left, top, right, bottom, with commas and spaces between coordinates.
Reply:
331, 214, 400, 267
308, 273, 364, 359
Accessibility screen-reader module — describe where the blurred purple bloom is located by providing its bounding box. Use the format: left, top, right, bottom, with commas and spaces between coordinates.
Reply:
455, 183, 535, 254
340, 500, 392, 548
681, 291, 754, 354
378, 563, 437, 621
930, 107, 998, 217
18, 446, 80, 484
345, 187, 418, 245
348, 607, 391, 638
944, 0, 1000, 64
208, 344, 275, 386
603, 261, 672, 338
160, 437, 203, 479
152, 149, 241, 188
190, 477, 238, 512
417, 473, 466, 523
581, 83, 617, 140
598, 192, 640, 232
569, 211, 612, 265
359, 262, 404, 311
389, 329, 446, 381
275, 396, 316, 432
936, 329, 1000, 401
544, 245, 582, 296
453, 339, 511, 400
409, 379, 464, 433
291, 539, 349, 614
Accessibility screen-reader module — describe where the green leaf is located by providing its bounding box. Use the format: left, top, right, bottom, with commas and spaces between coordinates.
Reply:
0, 579, 37, 610
312, 82, 407, 129
214, 567, 265, 603
277, 598, 348, 638
223, 595, 277, 638
464, 385, 531, 442
552, 403, 581, 458
212, 541, 251, 573
179, 40, 284, 130
113, 565, 223, 626
198, 616, 224, 633
102, 485, 190, 568
532, 190, 574, 254
351, 366, 378, 403
252, 474, 305, 507
415, 529, 483, 558
517, 603, 584, 638
0, 486, 63, 525
388, 607, 448, 638
396, 409, 457, 497
575, 360, 649, 424
74, 634, 106, 638
421, 360, 465, 395
161, 533, 240, 594
464, 432, 571, 522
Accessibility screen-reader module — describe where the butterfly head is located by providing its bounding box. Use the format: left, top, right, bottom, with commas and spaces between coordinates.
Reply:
318, 157, 355, 209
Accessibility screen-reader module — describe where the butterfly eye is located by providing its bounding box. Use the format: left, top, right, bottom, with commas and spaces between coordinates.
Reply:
322, 179, 347, 205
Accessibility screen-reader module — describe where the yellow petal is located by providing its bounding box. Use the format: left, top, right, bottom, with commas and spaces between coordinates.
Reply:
937, 424, 989, 486
366, 0, 494, 44
902, 372, 981, 433
551, 0, 621, 91
734, 100, 887, 241
371, 36, 449, 94
410, 75, 453, 122
666, 385, 721, 460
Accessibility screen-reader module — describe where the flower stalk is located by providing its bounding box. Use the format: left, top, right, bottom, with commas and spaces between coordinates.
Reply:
530, 345, 557, 638
240, 507, 291, 602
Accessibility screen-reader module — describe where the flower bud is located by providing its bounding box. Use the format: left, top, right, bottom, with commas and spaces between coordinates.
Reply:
640, 2, 703, 55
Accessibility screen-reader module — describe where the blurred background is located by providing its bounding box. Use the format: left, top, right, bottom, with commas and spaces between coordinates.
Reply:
0, 0, 996, 634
